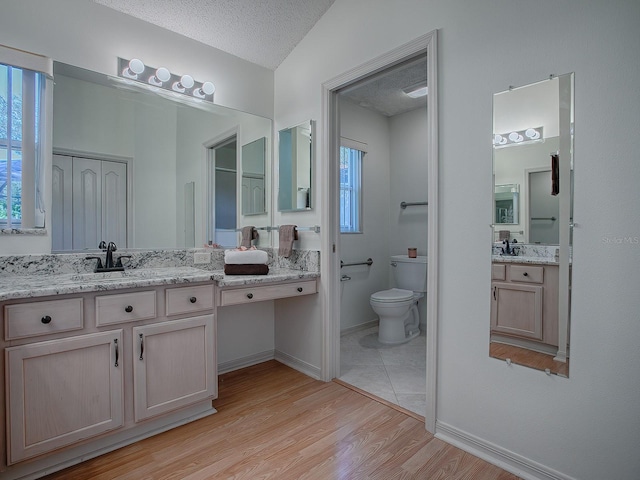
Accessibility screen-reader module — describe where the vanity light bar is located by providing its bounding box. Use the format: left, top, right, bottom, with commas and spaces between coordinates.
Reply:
493, 126, 543, 148
117, 58, 215, 103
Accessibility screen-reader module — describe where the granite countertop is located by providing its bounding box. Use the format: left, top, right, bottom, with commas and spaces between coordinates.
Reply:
215, 268, 319, 287
492, 255, 559, 265
0, 267, 320, 302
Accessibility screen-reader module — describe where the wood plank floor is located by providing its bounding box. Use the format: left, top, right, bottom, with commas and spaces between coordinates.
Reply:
490, 342, 569, 376
44, 360, 519, 479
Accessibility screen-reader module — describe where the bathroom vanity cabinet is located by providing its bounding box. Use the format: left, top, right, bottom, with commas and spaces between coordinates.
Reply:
0, 283, 216, 478
490, 262, 559, 347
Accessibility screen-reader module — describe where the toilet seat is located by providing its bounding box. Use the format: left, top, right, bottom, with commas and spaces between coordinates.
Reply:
370, 288, 414, 303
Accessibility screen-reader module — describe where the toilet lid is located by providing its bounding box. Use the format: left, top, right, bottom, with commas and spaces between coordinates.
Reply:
371, 288, 414, 303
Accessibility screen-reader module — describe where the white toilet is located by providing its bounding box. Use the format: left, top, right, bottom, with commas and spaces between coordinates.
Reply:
370, 255, 427, 345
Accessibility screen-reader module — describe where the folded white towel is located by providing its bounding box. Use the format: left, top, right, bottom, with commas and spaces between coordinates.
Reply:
224, 249, 268, 265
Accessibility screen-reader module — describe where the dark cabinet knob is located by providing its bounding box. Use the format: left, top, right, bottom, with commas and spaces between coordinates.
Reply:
297, 287, 303, 292
523, 272, 529, 276
247, 293, 254, 299
125, 305, 133, 313
189, 296, 197, 303
41, 315, 52, 324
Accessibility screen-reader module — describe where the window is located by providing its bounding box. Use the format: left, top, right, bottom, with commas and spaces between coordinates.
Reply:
1, 45, 50, 229
340, 145, 364, 233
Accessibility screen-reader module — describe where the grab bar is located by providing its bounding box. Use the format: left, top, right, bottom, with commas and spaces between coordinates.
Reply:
252, 225, 321, 233
400, 201, 428, 209
341, 258, 373, 268
531, 216, 557, 221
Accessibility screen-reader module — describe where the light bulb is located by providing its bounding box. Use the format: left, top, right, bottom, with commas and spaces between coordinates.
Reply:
508, 131, 523, 143
148, 67, 170, 86
193, 81, 216, 99
122, 58, 145, 79
525, 128, 540, 140
172, 74, 194, 93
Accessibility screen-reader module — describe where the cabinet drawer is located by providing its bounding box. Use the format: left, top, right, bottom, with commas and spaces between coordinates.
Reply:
166, 285, 214, 316
491, 264, 506, 280
96, 291, 157, 326
219, 279, 317, 307
4, 298, 84, 340
509, 265, 544, 284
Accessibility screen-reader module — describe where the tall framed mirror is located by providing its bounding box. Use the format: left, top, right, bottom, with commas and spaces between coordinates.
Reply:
490, 73, 574, 377
278, 120, 312, 211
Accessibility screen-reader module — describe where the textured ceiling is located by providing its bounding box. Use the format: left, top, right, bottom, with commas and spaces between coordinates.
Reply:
340, 56, 428, 117
93, 0, 336, 70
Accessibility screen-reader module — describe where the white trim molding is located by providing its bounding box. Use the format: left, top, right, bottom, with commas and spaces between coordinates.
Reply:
321, 30, 439, 433
436, 421, 577, 480
275, 349, 322, 380
218, 350, 275, 375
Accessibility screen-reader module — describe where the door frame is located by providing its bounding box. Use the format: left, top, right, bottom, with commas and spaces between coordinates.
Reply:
203, 127, 239, 246
321, 30, 439, 432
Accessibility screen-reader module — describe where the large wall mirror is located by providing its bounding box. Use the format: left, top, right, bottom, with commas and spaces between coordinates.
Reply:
490, 73, 574, 377
278, 120, 312, 211
51, 62, 271, 251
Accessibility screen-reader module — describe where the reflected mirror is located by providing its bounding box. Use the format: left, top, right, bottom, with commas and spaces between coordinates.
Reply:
278, 120, 312, 211
51, 62, 271, 251
242, 137, 266, 215
490, 73, 574, 377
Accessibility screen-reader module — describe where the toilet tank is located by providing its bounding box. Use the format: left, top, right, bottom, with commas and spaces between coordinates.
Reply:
391, 255, 428, 292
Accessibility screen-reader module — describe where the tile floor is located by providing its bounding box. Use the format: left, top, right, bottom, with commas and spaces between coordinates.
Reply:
339, 325, 426, 417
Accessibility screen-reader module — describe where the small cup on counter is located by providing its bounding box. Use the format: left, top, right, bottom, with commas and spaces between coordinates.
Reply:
408, 248, 417, 258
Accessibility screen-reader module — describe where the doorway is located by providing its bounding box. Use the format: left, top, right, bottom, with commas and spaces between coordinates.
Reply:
322, 30, 439, 432
335, 57, 428, 417
207, 135, 237, 247
528, 169, 559, 244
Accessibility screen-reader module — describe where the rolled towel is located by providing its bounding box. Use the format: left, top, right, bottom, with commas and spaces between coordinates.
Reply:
279, 225, 298, 257
224, 248, 268, 265
224, 264, 269, 275
240, 226, 258, 248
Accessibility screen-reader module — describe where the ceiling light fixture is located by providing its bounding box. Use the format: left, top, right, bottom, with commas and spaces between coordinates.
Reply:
117, 58, 215, 103
402, 82, 428, 98
493, 126, 544, 148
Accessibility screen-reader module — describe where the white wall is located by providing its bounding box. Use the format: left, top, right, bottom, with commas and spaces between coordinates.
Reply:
0, 0, 273, 255
389, 107, 429, 258
217, 303, 275, 369
274, 0, 640, 479
339, 100, 391, 331
0, 0, 273, 117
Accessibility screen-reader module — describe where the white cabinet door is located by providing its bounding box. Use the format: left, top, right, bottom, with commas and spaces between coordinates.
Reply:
72, 157, 102, 250
52, 154, 73, 251
102, 160, 127, 248
6, 330, 124, 464
52, 155, 127, 251
133, 315, 216, 422
491, 283, 543, 340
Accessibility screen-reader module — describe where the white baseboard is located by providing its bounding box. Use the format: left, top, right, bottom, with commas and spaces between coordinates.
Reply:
218, 350, 275, 374
340, 319, 378, 336
435, 421, 576, 480
274, 349, 322, 380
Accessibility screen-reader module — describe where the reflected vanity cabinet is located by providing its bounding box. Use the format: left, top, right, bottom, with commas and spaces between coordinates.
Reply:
490, 263, 559, 347
0, 283, 216, 478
